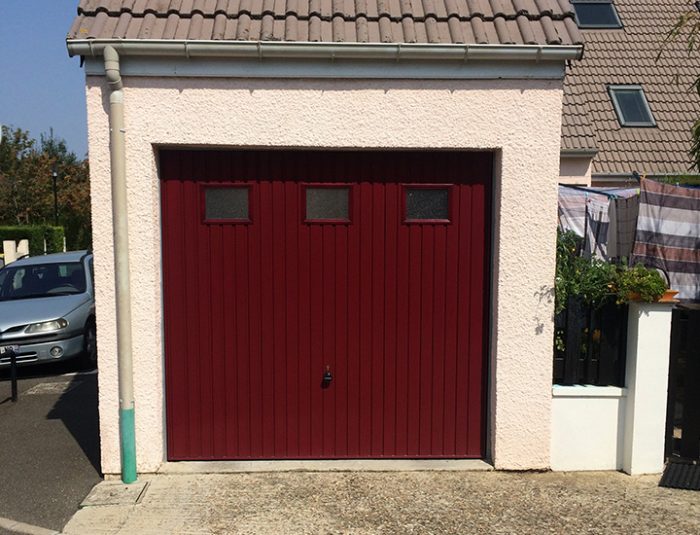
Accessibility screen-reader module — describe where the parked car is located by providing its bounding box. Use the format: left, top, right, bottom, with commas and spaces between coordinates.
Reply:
0, 251, 96, 369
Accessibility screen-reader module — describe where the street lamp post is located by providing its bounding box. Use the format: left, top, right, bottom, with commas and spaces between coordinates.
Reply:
51, 164, 58, 226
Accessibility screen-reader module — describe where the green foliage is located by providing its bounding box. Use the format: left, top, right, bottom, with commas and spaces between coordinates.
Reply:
44, 226, 65, 255
0, 225, 65, 256
0, 126, 91, 251
659, 2, 700, 171
555, 230, 617, 313
655, 174, 700, 186
554, 230, 582, 314
615, 263, 667, 304
554, 230, 668, 314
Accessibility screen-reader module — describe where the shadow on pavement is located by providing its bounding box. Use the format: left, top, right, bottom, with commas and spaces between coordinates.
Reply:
47, 374, 102, 474
0, 358, 102, 530
0, 358, 102, 474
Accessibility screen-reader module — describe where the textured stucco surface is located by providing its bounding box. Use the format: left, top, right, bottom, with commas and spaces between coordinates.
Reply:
85, 75, 564, 474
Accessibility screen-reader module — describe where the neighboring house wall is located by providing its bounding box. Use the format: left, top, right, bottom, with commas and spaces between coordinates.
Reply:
87, 75, 564, 474
559, 155, 593, 186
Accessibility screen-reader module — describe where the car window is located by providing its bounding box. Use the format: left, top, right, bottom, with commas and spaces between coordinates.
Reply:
88, 258, 94, 292
0, 262, 86, 301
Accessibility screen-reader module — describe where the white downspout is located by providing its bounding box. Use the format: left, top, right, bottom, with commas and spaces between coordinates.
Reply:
104, 45, 137, 484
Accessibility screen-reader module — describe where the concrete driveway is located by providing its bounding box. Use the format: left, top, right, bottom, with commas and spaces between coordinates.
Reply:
65, 470, 699, 534
0, 360, 101, 533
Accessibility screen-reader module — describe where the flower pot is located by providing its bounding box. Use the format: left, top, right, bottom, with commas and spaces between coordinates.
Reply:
626, 289, 679, 303
658, 289, 680, 303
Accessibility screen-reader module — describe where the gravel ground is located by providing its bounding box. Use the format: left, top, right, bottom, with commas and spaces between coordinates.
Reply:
64, 470, 700, 535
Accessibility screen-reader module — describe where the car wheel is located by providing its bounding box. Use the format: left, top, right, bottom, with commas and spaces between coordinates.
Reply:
81, 320, 98, 369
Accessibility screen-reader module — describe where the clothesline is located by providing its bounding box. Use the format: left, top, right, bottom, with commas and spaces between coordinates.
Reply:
558, 180, 700, 301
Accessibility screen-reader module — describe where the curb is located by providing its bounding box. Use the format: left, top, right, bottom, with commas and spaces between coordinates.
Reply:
0, 516, 62, 535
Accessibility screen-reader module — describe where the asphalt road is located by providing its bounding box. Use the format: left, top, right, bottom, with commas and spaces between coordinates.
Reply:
0, 359, 102, 533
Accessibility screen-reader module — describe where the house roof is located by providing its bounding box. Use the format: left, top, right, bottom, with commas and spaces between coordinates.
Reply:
561, 0, 700, 176
68, 0, 583, 46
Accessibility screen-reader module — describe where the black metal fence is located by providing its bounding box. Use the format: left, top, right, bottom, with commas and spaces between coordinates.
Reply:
665, 306, 700, 461
553, 297, 628, 386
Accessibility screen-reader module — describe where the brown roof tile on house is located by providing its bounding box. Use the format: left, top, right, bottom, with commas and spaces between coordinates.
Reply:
562, 0, 700, 176
68, 0, 584, 46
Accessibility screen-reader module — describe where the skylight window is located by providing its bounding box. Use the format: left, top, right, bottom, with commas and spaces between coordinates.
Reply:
608, 85, 656, 127
572, 0, 622, 29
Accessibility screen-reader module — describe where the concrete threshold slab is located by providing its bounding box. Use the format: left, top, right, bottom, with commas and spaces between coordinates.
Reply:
158, 459, 493, 474
80, 480, 149, 507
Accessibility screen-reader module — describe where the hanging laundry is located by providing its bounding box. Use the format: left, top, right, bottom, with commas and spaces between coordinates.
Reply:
558, 186, 639, 260
558, 186, 610, 258
607, 189, 640, 260
632, 179, 700, 301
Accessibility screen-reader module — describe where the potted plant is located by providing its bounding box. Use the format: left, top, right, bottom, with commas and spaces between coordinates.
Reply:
614, 263, 673, 304
554, 230, 676, 311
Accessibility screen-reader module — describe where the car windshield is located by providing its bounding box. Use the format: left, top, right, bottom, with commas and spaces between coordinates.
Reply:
0, 262, 86, 301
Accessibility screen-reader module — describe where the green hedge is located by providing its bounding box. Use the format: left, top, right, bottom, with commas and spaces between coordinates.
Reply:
0, 226, 65, 256
45, 226, 65, 255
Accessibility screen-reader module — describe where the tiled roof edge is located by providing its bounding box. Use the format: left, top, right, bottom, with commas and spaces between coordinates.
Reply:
561, 148, 599, 156
79, 9, 578, 25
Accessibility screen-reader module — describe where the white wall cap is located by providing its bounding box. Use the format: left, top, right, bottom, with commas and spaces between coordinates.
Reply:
552, 385, 627, 398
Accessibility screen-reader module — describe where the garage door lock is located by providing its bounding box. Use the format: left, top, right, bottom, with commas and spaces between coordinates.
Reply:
322, 365, 333, 388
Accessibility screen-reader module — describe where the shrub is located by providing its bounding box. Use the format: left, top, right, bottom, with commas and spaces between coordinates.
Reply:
0, 225, 65, 256
44, 226, 65, 254
615, 263, 667, 304
554, 230, 668, 314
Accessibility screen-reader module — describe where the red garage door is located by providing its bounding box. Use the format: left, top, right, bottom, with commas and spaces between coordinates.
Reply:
161, 150, 491, 460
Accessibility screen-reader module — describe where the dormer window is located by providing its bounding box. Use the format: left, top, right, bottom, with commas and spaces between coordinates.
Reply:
572, 0, 623, 29
608, 85, 656, 127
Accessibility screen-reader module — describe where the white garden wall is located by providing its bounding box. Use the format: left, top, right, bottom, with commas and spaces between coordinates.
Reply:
551, 302, 673, 474
551, 386, 626, 471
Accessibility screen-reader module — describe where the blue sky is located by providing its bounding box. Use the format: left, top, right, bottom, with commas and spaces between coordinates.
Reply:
0, 1, 87, 157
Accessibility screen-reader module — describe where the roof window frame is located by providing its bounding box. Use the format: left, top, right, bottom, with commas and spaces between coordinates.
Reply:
571, 0, 623, 29
608, 85, 657, 128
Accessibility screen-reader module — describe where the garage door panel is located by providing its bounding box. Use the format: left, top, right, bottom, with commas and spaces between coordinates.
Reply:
161, 150, 491, 460
468, 182, 489, 456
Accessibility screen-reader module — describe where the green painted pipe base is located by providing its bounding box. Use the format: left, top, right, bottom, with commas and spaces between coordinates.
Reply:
119, 407, 137, 484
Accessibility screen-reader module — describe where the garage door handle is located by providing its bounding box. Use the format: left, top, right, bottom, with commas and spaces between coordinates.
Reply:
322, 366, 333, 387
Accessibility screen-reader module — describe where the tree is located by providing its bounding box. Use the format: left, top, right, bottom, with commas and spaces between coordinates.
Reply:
0, 125, 92, 249
660, 0, 700, 171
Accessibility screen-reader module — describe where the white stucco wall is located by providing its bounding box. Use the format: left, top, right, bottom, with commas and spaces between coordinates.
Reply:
623, 303, 673, 475
86, 75, 564, 474
551, 386, 627, 471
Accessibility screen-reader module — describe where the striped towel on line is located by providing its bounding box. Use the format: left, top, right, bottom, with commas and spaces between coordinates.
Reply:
631, 179, 700, 301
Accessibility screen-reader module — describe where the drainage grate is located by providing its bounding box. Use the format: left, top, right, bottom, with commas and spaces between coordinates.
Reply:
659, 459, 700, 490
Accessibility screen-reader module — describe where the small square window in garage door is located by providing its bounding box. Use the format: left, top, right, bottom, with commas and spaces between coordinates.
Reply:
202, 185, 251, 223
403, 185, 452, 223
303, 184, 352, 223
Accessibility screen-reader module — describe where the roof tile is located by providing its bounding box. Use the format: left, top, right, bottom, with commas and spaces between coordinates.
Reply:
68, 0, 584, 46
562, 0, 700, 175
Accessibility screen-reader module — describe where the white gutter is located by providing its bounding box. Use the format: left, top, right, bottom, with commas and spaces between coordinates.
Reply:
67, 39, 583, 62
